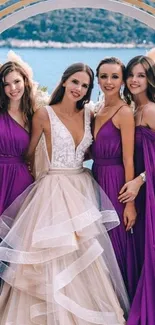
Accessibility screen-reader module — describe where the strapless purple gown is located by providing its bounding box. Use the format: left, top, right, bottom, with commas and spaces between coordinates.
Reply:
91, 118, 138, 302
133, 127, 145, 272
128, 126, 155, 325
0, 112, 33, 215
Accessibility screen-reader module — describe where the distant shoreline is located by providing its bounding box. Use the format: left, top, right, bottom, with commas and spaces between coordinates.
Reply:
0, 39, 153, 49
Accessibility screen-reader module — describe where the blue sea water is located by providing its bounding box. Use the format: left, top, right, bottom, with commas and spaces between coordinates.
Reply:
0, 47, 147, 100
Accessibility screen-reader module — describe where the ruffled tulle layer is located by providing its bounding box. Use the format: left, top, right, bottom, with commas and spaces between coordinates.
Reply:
0, 168, 129, 324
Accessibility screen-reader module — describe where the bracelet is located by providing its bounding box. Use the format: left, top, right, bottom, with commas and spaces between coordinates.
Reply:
140, 172, 146, 183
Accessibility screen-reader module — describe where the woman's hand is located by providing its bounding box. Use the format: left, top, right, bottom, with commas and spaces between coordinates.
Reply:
123, 202, 137, 231
118, 175, 144, 203
75, 232, 80, 240
26, 160, 34, 178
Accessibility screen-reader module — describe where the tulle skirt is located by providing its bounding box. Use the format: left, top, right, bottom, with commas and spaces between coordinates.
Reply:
0, 167, 129, 324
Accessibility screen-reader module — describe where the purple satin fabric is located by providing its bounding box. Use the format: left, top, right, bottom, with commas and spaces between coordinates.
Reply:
0, 112, 33, 215
128, 126, 155, 325
91, 118, 139, 302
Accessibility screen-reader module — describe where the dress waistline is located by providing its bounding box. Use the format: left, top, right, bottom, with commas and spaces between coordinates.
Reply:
0, 155, 24, 164
94, 157, 123, 166
48, 167, 84, 175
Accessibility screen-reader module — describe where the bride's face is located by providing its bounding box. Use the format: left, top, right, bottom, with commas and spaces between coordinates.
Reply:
63, 71, 90, 102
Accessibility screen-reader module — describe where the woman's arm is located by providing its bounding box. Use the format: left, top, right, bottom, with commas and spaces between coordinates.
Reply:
118, 172, 145, 202
118, 103, 155, 202
83, 107, 95, 161
119, 105, 137, 231
26, 108, 47, 163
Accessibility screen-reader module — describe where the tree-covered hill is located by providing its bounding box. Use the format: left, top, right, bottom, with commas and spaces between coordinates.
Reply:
0, 8, 154, 44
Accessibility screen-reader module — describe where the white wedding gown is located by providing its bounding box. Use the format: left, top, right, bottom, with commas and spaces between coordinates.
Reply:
0, 106, 129, 324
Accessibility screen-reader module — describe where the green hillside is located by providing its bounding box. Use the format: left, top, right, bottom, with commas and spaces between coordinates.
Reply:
0, 8, 154, 44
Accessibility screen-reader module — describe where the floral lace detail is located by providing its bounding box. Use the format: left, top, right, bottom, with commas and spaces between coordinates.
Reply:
46, 106, 92, 168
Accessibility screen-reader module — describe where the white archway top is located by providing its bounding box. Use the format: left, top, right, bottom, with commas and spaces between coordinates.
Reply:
0, 0, 155, 33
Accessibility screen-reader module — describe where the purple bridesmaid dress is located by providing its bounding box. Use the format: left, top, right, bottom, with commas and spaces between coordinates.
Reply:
133, 127, 145, 272
128, 126, 155, 325
91, 109, 138, 302
0, 112, 33, 215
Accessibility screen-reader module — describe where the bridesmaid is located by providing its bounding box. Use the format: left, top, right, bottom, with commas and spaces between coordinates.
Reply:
118, 55, 155, 325
0, 61, 34, 215
91, 57, 138, 302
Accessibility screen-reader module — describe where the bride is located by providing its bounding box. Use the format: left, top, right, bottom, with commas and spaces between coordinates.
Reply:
0, 62, 129, 324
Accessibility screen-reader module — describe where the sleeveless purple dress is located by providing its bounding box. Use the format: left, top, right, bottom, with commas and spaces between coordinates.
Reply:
0, 112, 33, 215
133, 127, 145, 272
91, 115, 138, 302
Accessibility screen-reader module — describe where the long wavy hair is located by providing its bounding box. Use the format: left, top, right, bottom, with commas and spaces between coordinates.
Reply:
124, 55, 155, 105
0, 61, 34, 124
49, 63, 94, 110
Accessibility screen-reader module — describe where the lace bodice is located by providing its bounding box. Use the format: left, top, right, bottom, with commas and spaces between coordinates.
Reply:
37, 105, 92, 171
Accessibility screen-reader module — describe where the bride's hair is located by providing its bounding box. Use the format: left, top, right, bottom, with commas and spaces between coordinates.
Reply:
49, 63, 94, 110
124, 55, 155, 105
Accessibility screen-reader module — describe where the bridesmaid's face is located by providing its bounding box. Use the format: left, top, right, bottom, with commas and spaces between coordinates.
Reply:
63, 71, 90, 103
98, 63, 123, 97
126, 63, 148, 96
3, 70, 25, 103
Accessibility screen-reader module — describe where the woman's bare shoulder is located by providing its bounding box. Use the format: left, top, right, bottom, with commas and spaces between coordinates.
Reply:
32, 107, 50, 130
143, 102, 155, 129
119, 101, 133, 111
143, 102, 155, 116
118, 102, 134, 118
33, 106, 49, 120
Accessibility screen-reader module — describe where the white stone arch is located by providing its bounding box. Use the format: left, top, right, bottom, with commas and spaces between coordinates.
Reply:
0, 0, 155, 33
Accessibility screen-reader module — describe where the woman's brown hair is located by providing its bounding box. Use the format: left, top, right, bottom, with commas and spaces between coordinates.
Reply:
0, 61, 35, 124
124, 55, 155, 105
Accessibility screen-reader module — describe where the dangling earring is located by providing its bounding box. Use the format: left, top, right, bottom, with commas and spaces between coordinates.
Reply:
97, 89, 101, 102
97, 89, 104, 103
120, 85, 124, 99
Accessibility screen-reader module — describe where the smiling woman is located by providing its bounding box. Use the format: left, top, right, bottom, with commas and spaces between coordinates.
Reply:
0, 61, 34, 216
91, 56, 138, 303
0, 60, 34, 290
0, 61, 34, 210
0, 62, 130, 325
3, 70, 25, 103
125, 63, 148, 97
118, 54, 155, 325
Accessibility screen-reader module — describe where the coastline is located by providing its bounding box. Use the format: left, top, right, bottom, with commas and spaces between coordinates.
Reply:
0, 39, 153, 49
